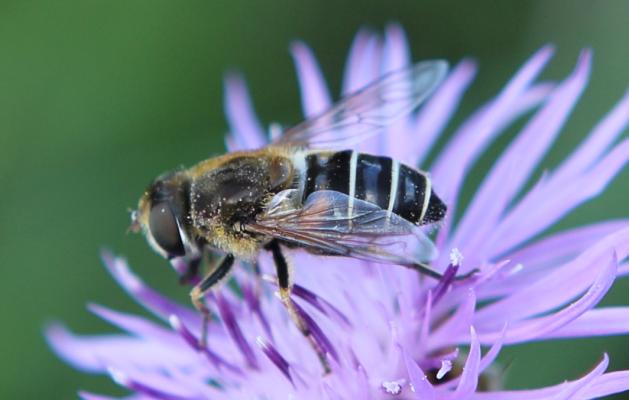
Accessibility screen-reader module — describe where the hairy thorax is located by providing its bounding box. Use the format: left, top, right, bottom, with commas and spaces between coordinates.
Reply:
188, 149, 295, 259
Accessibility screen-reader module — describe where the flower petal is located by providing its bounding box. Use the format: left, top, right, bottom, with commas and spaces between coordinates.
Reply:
429, 289, 476, 348
431, 263, 459, 305
108, 367, 204, 400
454, 50, 591, 263
101, 252, 202, 330
454, 327, 481, 398
402, 348, 435, 400
408, 59, 477, 167
223, 73, 266, 151
580, 370, 629, 398
489, 138, 629, 257
341, 30, 385, 155
292, 299, 339, 362
553, 85, 629, 181
79, 391, 138, 400
290, 41, 331, 117
169, 315, 241, 373
475, 227, 629, 326
382, 23, 410, 74
419, 291, 433, 347
470, 355, 612, 400
478, 325, 506, 374
432, 45, 555, 204
291, 283, 352, 328
509, 219, 628, 270
551, 354, 609, 400
478, 251, 617, 345
342, 29, 381, 94
477, 220, 628, 299
215, 293, 259, 369
46, 324, 200, 374
433, 47, 556, 250
256, 336, 293, 383
542, 307, 629, 339
242, 283, 273, 339
88, 304, 181, 344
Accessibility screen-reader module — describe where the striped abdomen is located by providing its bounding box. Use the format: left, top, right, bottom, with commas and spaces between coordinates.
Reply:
299, 150, 446, 225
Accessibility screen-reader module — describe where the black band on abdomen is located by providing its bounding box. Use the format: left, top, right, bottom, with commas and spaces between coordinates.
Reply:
302, 150, 446, 225
354, 153, 392, 210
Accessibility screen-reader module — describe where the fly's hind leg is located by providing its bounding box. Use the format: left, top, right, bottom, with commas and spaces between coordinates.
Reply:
266, 240, 331, 374
190, 254, 235, 348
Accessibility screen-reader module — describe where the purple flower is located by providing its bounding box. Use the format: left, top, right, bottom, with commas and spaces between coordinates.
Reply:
47, 25, 629, 399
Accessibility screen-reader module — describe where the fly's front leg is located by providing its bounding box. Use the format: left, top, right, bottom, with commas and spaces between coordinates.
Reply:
267, 240, 331, 374
190, 254, 235, 348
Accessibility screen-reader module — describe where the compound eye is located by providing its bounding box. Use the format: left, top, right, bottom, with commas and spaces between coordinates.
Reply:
148, 202, 185, 258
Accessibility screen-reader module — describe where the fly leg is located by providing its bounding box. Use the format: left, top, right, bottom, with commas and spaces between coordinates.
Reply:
407, 261, 446, 280
190, 254, 235, 348
266, 240, 331, 374
408, 262, 479, 281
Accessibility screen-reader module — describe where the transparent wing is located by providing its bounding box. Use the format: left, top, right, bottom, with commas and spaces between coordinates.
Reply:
271, 60, 448, 149
246, 190, 442, 276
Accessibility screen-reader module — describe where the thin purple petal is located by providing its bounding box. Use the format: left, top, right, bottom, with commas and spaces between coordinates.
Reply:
476, 228, 629, 326
471, 355, 611, 400
432, 45, 555, 203
429, 289, 476, 348
256, 336, 293, 384
477, 220, 628, 300
382, 23, 410, 73
488, 139, 629, 256
215, 293, 259, 369
290, 41, 331, 117
542, 307, 629, 339
242, 283, 273, 339
454, 50, 591, 263
262, 275, 351, 328
291, 283, 352, 328
454, 327, 481, 397
410, 59, 477, 166
292, 299, 339, 362
402, 348, 435, 400
419, 290, 433, 347
342, 29, 380, 95
553, 353, 609, 399
223, 73, 266, 151
108, 368, 201, 400
168, 315, 241, 374
46, 323, 128, 372
479, 325, 506, 374
101, 251, 201, 329
431, 264, 459, 305
478, 251, 617, 345
580, 370, 629, 399
553, 86, 629, 181
90, 304, 180, 341
78, 391, 127, 400
510, 219, 628, 270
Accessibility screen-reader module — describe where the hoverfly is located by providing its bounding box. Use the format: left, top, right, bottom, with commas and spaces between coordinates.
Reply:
131, 60, 454, 372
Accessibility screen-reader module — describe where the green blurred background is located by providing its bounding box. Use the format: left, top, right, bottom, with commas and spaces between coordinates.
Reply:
1, 1, 628, 398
